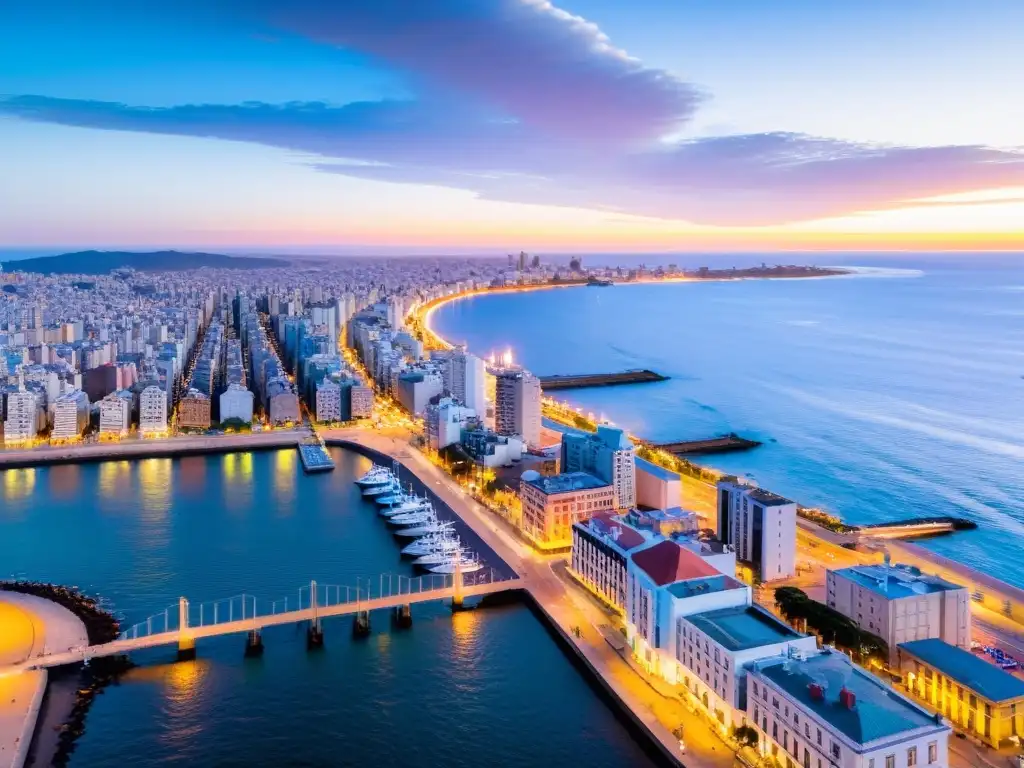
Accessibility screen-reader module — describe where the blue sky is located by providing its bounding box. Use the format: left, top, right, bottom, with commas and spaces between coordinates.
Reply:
2, 0, 1022, 252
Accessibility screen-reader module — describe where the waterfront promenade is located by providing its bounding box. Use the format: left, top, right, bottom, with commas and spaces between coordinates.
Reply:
0, 593, 88, 768
0, 429, 305, 469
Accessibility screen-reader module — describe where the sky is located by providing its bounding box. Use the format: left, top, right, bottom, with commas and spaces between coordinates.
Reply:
1, 0, 1023, 253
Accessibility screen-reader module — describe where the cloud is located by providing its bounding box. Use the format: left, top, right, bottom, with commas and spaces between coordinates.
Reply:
3, 0, 1023, 225
231, 0, 703, 145
4, 95, 1023, 225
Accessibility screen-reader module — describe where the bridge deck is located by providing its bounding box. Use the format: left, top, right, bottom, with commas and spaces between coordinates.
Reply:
6, 579, 523, 672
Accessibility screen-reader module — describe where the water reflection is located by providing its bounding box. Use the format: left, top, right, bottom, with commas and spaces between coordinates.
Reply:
273, 450, 295, 510
98, 461, 131, 501
2, 468, 35, 503
138, 459, 172, 554
48, 464, 81, 499
179, 456, 207, 493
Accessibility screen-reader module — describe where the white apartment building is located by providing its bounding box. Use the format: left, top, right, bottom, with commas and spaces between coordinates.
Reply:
571, 512, 654, 613
219, 382, 254, 424
269, 390, 300, 426
493, 365, 541, 448
139, 385, 168, 436
717, 479, 797, 582
99, 392, 131, 436
635, 457, 683, 510
350, 385, 373, 419
446, 348, 487, 416
425, 396, 475, 451
395, 369, 444, 416
748, 649, 950, 768
3, 390, 41, 444
827, 562, 970, 666
51, 389, 89, 439
315, 379, 342, 423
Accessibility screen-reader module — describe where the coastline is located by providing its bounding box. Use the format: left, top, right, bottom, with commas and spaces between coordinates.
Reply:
417, 277, 1024, 633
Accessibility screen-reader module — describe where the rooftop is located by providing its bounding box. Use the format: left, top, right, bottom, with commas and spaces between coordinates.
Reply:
578, 512, 650, 552
667, 574, 743, 600
635, 457, 680, 481
685, 605, 799, 652
747, 487, 794, 506
832, 564, 964, 600
631, 539, 720, 587
899, 639, 1024, 703
523, 471, 610, 495
757, 650, 943, 745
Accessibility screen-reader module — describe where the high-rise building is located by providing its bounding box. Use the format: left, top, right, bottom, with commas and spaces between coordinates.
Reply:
178, 390, 212, 430
219, 383, 254, 424
350, 384, 374, 419
446, 347, 487, 416
315, 379, 342, 423
493, 364, 541, 448
51, 389, 89, 439
139, 385, 168, 436
425, 396, 475, 451
561, 425, 636, 509
3, 390, 41, 443
99, 392, 131, 436
716, 479, 796, 581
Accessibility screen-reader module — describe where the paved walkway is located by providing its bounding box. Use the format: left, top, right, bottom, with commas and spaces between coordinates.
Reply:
0, 594, 87, 768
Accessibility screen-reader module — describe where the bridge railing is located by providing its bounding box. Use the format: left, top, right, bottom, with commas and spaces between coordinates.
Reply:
117, 568, 514, 641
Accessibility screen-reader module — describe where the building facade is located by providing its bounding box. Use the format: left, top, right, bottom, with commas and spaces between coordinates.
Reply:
3, 390, 41, 443
717, 479, 797, 581
561, 425, 636, 509
827, 563, 970, 665
51, 389, 89, 439
98, 392, 131, 436
139, 385, 168, 436
350, 384, 373, 419
219, 382, 254, 424
571, 512, 652, 612
748, 650, 950, 768
519, 470, 614, 549
635, 457, 683, 510
315, 379, 342, 423
425, 396, 475, 451
178, 391, 212, 430
493, 365, 541, 448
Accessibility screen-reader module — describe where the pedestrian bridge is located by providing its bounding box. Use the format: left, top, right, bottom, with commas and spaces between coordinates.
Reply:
5, 570, 523, 672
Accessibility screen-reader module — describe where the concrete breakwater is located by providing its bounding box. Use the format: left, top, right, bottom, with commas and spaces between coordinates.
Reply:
538, 369, 668, 390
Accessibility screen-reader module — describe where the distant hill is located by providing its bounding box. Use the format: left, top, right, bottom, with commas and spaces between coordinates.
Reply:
1, 250, 291, 275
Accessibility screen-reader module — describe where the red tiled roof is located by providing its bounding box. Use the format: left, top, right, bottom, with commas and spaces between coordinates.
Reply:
585, 512, 648, 551
631, 539, 720, 586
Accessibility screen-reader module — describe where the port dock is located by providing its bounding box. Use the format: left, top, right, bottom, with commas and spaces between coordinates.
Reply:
298, 439, 335, 473
650, 432, 762, 455
538, 369, 667, 391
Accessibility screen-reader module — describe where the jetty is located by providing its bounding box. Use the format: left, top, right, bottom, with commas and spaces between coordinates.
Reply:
298, 438, 334, 473
854, 517, 977, 540
651, 432, 761, 455
538, 369, 667, 391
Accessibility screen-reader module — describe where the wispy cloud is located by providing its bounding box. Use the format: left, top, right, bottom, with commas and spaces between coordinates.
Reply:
3, 0, 1023, 226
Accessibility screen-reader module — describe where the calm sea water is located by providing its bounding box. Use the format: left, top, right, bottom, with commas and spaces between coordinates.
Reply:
433, 256, 1024, 587
0, 450, 656, 767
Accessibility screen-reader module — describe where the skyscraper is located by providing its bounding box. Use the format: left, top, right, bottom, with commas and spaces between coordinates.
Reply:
493, 362, 541, 448
446, 347, 487, 416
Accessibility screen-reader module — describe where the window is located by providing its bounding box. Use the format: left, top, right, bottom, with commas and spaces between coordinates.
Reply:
753, 682, 759, 697
928, 742, 937, 763
831, 742, 840, 760
907, 746, 917, 766
885, 755, 895, 768
816, 729, 822, 746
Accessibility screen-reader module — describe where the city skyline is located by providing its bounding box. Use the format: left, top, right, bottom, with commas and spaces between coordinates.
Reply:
2, 0, 1023, 252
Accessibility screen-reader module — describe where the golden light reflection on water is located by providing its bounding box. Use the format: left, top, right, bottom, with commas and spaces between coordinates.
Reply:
273, 449, 296, 510
450, 608, 482, 664
98, 461, 131, 501
138, 458, 172, 552
126, 658, 213, 747
2, 468, 35, 503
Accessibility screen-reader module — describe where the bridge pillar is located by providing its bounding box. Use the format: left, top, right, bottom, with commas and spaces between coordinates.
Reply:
244, 628, 264, 657
307, 579, 324, 649
392, 604, 412, 629
352, 610, 371, 638
177, 596, 196, 661
451, 557, 465, 613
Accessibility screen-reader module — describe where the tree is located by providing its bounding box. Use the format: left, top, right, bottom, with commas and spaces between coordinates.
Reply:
734, 724, 759, 748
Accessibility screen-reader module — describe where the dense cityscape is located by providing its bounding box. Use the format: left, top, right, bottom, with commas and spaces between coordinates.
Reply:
2, 253, 1023, 768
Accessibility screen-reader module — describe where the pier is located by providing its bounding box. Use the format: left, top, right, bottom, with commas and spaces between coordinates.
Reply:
297, 439, 335, 473
538, 369, 667, 391
854, 517, 977, 540
651, 432, 761, 455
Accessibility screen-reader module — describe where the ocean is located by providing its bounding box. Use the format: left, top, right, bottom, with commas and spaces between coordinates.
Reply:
431, 254, 1024, 588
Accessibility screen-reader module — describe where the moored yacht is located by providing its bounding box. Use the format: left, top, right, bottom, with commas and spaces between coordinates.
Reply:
401, 534, 461, 558
354, 464, 392, 488
427, 551, 484, 574
380, 500, 430, 518
386, 508, 438, 527
363, 478, 400, 498
394, 520, 456, 538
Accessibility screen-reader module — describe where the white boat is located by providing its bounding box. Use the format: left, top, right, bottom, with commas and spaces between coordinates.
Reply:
393, 520, 456, 538
401, 535, 461, 557
374, 492, 406, 506
363, 479, 400, 498
413, 550, 466, 567
355, 465, 392, 488
427, 553, 484, 574
387, 509, 438, 527
380, 499, 430, 518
